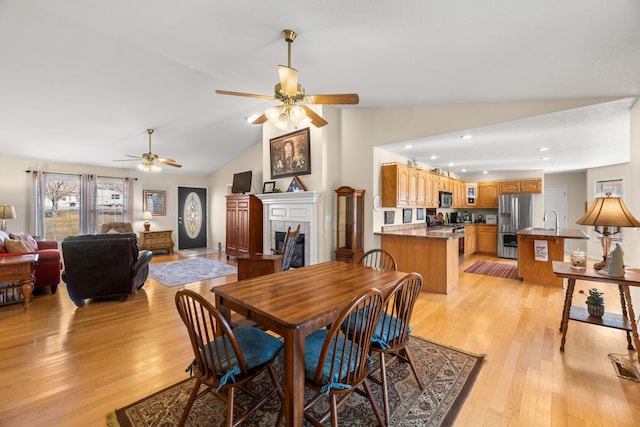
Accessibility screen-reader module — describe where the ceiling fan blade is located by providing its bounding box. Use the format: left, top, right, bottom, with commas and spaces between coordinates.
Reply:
215, 90, 274, 100
157, 159, 182, 168
124, 154, 143, 159
251, 113, 268, 125
278, 65, 298, 96
305, 94, 360, 105
113, 159, 140, 162
301, 105, 328, 127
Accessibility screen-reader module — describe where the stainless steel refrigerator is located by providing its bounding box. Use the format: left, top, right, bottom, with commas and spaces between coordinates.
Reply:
498, 193, 534, 259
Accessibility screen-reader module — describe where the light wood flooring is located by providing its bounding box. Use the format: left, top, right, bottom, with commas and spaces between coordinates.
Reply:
1, 251, 639, 426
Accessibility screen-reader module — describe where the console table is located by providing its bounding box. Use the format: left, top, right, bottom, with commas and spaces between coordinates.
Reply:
0, 254, 39, 310
139, 230, 174, 254
553, 261, 640, 353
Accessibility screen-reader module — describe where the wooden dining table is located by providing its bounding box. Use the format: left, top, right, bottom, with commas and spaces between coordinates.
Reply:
210, 260, 407, 427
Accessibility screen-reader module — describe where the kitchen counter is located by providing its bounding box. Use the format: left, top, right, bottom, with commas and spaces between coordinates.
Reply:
377, 225, 459, 294
516, 227, 588, 286
517, 227, 588, 239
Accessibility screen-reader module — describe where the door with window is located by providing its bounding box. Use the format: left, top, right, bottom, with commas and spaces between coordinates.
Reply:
177, 186, 207, 250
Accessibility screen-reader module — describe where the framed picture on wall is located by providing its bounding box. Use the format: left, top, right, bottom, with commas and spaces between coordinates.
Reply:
143, 190, 166, 216
384, 210, 395, 225
403, 208, 412, 223
270, 128, 311, 179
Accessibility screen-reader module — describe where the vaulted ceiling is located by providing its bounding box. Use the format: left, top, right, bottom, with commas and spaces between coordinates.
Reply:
1, 1, 638, 175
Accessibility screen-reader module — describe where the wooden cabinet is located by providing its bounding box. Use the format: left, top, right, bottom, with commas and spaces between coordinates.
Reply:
500, 178, 542, 194
425, 172, 439, 208
477, 182, 499, 208
382, 163, 450, 208
225, 195, 263, 258
382, 163, 408, 207
464, 225, 477, 256
476, 224, 498, 255
451, 179, 466, 208
335, 186, 365, 263
139, 230, 174, 253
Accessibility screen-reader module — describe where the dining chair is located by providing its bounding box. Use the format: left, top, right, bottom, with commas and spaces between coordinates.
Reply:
360, 248, 397, 272
174, 289, 284, 427
303, 288, 386, 427
272, 224, 301, 270
368, 272, 424, 426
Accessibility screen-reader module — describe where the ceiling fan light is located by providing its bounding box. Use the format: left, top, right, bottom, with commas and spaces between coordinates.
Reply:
137, 163, 149, 172
266, 106, 281, 122
275, 114, 289, 130
150, 163, 162, 173
290, 105, 306, 122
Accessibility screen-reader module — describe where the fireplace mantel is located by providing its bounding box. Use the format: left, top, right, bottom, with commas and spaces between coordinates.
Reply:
256, 191, 321, 265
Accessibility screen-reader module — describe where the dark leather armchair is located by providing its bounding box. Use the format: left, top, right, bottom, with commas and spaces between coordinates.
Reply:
61, 233, 152, 307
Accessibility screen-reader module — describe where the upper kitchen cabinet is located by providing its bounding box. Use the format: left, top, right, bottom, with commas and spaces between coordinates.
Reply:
477, 182, 499, 208
451, 179, 466, 208
499, 178, 542, 194
382, 163, 409, 207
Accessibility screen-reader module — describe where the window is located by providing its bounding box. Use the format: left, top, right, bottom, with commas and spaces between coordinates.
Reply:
35, 173, 132, 241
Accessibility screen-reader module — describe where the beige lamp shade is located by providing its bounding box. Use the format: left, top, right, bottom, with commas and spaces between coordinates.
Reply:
576, 195, 640, 228
142, 211, 153, 221
0, 204, 16, 220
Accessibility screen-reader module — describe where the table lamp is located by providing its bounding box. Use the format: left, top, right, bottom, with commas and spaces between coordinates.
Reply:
142, 211, 153, 231
0, 204, 16, 230
576, 193, 640, 270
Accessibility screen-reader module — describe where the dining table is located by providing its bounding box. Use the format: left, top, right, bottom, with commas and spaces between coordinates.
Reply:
210, 260, 407, 427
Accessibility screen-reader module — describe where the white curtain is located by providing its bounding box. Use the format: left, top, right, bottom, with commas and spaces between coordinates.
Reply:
79, 174, 96, 234
29, 170, 45, 237
123, 177, 134, 223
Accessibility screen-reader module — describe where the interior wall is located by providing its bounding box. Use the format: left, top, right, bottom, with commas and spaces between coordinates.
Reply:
0, 155, 208, 239
544, 171, 587, 252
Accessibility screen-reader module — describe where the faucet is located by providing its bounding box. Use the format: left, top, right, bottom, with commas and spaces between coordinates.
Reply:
543, 209, 560, 231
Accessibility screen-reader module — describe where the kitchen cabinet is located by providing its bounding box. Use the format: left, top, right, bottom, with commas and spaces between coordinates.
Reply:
437, 175, 450, 191
451, 179, 466, 208
476, 224, 498, 255
381, 163, 409, 207
425, 172, 439, 207
464, 224, 477, 255
499, 178, 542, 194
416, 172, 427, 206
477, 182, 499, 208
226, 194, 263, 258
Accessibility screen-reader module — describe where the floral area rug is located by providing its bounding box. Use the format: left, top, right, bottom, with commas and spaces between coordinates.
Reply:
464, 261, 521, 280
148, 257, 237, 286
107, 336, 485, 427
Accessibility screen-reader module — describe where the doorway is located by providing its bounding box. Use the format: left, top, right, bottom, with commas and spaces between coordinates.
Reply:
177, 186, 207, 250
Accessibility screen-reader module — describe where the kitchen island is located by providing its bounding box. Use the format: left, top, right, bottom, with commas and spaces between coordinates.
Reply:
377, 225, 463, 294
517, 227, 588, 286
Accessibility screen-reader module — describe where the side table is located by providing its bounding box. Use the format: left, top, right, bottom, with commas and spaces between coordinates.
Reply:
0, 254, 39, 310
139, 230, 174, 254
553, 261, 640, 353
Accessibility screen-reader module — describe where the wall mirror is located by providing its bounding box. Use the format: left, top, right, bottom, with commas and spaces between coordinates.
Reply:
143, 190, 166, 216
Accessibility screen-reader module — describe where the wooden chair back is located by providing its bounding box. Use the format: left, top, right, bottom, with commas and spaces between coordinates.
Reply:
274, 224, 301, 270
361, 249, 397, 272
379, 272, 422, 350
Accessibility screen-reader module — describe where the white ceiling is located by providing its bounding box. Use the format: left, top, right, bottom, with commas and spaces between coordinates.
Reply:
1, 1, 639, 176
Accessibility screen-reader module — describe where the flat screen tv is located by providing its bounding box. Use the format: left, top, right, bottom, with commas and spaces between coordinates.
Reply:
231, 170, 252, 194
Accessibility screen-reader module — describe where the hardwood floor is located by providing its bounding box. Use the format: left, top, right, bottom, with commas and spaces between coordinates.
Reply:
1, 251, 639, 426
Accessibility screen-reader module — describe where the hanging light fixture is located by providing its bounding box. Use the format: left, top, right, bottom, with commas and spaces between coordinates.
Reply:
137, 161, 162, 173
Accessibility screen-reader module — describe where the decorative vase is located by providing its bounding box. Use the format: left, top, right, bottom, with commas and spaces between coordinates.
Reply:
587, 304, 604, 318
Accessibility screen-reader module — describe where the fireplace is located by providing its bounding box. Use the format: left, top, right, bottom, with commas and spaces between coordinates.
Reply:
274, 232, 305, 268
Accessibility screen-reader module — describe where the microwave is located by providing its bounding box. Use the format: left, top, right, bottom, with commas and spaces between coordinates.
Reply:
439, 191, 453, 208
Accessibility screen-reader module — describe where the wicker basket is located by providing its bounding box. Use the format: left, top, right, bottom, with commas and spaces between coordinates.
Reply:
587, 304, 604, 318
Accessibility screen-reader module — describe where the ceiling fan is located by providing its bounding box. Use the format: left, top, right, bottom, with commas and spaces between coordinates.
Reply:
216, 29, 359, 129
114, 129, 182, 172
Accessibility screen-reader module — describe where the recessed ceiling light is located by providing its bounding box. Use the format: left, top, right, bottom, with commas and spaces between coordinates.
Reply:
460, 134, 472, 140
430, 155, 437, 160
538, 147, 550, 152
448, 162, 454, 167
482, 170, 488, 174
542, 157, 551, 161
403, 144, 412, 149
461, 169, 467, 172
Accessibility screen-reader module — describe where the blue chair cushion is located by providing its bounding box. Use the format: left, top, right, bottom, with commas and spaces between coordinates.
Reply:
304, 329, 362, 394
190, 325, 283, 390
341, 310, 407, 349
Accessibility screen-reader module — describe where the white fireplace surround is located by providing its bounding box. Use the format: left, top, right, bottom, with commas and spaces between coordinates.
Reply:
256, 191, 321, 266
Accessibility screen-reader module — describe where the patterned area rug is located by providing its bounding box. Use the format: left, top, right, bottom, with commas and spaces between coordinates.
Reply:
148, 257, 237, 286
107, 336, 485, 427
464, 261, 521, 280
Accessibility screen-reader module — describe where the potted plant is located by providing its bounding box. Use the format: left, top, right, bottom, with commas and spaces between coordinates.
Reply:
585, 288, 605, 318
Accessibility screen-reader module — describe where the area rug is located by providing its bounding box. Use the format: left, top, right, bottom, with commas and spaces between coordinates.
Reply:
148, 257, 237, 286
464, 261, 521, 280
106, 336, 485, 427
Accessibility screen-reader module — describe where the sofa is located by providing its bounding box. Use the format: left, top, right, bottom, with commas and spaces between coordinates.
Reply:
0, 230, 63, 293
100, 222, 134, 233
61, 233, 152, 307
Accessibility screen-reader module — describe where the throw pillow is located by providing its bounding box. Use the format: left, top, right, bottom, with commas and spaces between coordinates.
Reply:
0, 229, 9, 242
106, 229, 120, 234
0, 241, 6, 253
4, 239, 30, 253
10, 232, 39, 252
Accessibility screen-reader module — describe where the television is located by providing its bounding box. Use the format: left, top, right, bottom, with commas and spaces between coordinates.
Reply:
231, 170, 252, 194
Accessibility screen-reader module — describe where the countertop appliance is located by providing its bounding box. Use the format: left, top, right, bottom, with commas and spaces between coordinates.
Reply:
498, 193, 534, 259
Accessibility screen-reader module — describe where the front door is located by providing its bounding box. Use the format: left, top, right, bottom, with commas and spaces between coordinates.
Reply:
177, 186, 207, 250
